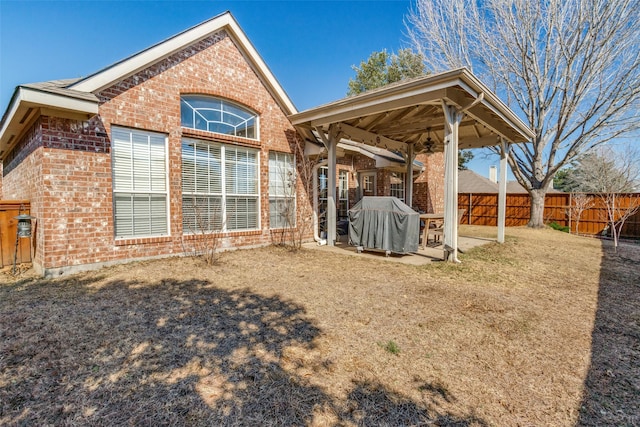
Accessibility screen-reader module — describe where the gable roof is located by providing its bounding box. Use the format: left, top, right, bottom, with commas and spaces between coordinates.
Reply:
458, 169, 499, 193
0, 11, 296, 159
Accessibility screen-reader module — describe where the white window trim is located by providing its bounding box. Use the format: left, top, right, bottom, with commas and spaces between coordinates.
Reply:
182, 138, 261, 234
269, 151, 296, 229
390, 172, 406, 202
111, 126, 170, 239
338, 169, 349, 213
181, 96, 260, 141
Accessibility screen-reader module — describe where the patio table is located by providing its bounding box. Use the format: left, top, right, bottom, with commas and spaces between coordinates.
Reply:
420, 213, 445, 248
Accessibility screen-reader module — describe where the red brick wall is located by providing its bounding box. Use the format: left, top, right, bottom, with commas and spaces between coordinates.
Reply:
4, 29, 305, 274
414, 152, 444, 213
2, 118, 46, 269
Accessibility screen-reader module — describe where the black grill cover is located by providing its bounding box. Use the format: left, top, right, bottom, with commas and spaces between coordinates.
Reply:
348, 196, 419, 254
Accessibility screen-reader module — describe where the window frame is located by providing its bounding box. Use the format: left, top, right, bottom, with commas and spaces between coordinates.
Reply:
181, 138, 260, 234
390, 171, 406, 202
111, 126, 170, 239
318, 167, 349, 232
268, 151, 296, 229
180, 95, 259, 141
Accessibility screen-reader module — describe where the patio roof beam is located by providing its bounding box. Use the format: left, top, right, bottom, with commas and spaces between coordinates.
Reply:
363, 112, 391, 131
444, 89, 522, 143
335, 123, 406, 153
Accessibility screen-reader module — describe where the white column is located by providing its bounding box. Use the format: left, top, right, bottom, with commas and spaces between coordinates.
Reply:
497, 139, 510, 243
326, 125, 338, 246
442, 103, 463, 262
406, 143, 414, 208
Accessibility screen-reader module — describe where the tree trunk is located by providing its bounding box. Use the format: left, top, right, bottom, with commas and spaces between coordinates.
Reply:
528, 188, 547, 228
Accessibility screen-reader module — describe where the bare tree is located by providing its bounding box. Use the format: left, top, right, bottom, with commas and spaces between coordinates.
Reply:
182, 197, 223, 265
407, 0, 640, 227
566, 146, 640, 251
566, 193, 594, 235
271, 135, 318, 250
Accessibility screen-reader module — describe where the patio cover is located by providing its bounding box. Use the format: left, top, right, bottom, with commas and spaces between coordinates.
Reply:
290, 67, 534, 261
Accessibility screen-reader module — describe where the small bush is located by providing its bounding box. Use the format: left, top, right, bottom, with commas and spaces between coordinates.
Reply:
379, 340, 401, 355
548, 222, 570, 233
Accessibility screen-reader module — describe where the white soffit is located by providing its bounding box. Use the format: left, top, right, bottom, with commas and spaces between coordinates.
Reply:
0, 87, 98, 155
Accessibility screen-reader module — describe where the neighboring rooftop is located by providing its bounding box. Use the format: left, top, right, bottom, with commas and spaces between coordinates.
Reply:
458, 169, 500, 193
458, 169, 563, 193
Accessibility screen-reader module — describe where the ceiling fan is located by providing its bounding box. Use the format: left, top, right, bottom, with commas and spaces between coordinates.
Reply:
414, 128, 435, 154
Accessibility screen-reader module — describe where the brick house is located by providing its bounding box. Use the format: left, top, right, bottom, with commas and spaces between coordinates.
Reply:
0, 12, 445, 276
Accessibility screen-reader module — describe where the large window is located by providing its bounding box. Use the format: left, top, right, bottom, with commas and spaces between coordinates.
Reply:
182, 138, 259, 232
269, 151, 295, 228
181, 95, 258, 140
390, 172, 406, 202
111, 127, 168, 238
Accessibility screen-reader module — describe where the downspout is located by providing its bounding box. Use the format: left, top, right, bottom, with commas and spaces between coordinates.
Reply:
313, 160, 329, 245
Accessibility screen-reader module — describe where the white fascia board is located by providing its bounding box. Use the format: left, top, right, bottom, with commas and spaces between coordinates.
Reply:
290, 69, 466, 125
0, 87, 98, 145
223, 16, 297, 115
456, 72, 533, 141
20, 88, 98, 114
296, 83, 451, 127
70, 14, 237, 93
0, 92, 22, 143
69, 13, 297, 115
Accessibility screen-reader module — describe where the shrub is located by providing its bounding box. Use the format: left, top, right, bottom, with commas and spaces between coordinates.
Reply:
548, 222, 570, 233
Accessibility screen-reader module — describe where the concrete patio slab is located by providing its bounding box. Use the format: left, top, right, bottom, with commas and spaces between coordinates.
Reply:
303, 233, 494, 266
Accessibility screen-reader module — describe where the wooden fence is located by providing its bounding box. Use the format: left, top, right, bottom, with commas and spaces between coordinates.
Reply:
458, 193, 640, 238
0, 200, 32, 268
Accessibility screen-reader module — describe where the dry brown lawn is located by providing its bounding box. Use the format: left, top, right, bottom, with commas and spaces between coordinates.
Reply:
1, 226, 638, 426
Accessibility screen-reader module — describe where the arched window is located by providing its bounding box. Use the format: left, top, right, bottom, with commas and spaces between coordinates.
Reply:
180, 95, 258, 140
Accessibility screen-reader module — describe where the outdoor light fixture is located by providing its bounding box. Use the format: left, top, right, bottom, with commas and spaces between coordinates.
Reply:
15, 213, 33, 238
13, 206, 34, 274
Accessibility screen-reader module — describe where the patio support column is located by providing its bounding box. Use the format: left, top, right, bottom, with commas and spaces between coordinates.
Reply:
315, 124, 340, 246
442, 102, 463, 262
406, 142, 414, 208
497, 138, 510, 243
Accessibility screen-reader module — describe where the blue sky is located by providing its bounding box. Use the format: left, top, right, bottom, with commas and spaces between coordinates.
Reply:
0, 0, 503, 177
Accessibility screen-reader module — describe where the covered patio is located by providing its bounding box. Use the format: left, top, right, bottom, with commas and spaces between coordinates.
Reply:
303, 225, 495, 266
290, 68, 534, 261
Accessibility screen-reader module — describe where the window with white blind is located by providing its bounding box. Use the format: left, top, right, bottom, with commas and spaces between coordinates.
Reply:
269, 151, 295, 228
111, 127, 168, 238
182, 138, 259, 233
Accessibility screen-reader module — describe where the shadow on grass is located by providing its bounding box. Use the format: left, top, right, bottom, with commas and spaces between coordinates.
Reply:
577, 242, 640, 426
341, 380, 487, 427
1, 275, 487, 426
